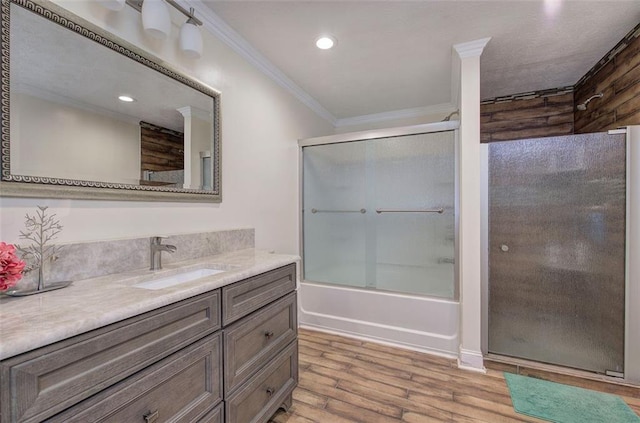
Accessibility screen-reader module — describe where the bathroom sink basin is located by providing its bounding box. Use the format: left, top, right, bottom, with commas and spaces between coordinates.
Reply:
133, 268, 225, 290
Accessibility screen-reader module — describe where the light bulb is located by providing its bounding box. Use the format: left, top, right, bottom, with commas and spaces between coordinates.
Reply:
315, 36, 336, 50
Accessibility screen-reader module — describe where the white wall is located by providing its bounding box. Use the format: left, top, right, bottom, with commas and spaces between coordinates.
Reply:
0, 1, 333, 254
10, 92, 140, 185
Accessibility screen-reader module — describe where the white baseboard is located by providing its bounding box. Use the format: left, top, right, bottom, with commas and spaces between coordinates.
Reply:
458, 348, 486, 373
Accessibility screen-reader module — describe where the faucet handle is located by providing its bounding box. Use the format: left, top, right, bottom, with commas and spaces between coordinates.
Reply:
150, 235, 169, 244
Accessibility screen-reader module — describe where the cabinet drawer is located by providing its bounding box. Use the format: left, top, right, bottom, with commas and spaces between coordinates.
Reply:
49, 333, 223, 423
224, 292, 297, 393
198, 403, 223, 423
222, 264, 296, 325
1, 291, 220, 423
225, 341, 298, 423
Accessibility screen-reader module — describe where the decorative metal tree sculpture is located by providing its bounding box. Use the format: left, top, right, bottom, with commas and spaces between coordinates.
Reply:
16, 206, 64, 292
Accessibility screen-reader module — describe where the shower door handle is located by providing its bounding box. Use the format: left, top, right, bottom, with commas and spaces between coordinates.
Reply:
310, 208, 367, 214
375, 208, 444, 214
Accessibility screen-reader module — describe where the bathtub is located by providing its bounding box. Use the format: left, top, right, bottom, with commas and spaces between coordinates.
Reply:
298, 281, 460, 357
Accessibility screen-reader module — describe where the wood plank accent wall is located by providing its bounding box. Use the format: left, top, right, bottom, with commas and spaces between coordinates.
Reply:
140, 121, 184, 172
480, 91, 574, 142
574, 24, 640, 133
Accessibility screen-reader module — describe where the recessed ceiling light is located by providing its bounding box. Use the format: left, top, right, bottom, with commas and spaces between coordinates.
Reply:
118, 95, 135, 102
315, 36, 336, 50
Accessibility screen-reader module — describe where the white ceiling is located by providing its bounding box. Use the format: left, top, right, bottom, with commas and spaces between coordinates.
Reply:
197, 0, 640, 125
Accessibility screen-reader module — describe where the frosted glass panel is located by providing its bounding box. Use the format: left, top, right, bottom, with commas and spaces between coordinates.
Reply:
303, 142, 367, 287
302, 130, 455, 298
371, 133, 455, 297
488, 132, 626, 374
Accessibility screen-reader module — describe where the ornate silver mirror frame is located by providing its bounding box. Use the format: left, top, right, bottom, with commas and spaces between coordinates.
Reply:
1, 0, 221, 202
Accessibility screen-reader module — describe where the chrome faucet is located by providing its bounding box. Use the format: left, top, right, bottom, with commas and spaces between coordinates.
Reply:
150, 236, 177, 270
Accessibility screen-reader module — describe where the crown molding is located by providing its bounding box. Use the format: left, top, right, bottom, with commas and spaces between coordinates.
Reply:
181, 0, 337, 126
453, 37, 491, 59
335, 103, 457, 129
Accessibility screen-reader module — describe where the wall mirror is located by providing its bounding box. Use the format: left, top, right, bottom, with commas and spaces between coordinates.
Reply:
1, 0, 221, 202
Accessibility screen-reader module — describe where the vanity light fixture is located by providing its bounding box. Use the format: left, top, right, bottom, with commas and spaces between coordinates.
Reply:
118, 95, 136, 102
99, 0, 204, 58
316, 35, 336, 50
179, 9, 203, 59
141, 0, 171, 40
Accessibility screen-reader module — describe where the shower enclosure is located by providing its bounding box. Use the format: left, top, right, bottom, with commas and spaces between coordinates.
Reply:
302, 129, 456, 298
488, 132, 626, 375
298, 123, 460, 355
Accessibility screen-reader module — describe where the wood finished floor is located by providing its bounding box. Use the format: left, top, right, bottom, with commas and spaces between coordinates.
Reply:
269, 328, 640, 423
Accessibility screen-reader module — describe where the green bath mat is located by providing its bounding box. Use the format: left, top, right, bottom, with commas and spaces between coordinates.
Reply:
504, 372, 640, 423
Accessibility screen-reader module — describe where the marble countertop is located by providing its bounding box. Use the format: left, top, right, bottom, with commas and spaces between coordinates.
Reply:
0, 249, 299, 360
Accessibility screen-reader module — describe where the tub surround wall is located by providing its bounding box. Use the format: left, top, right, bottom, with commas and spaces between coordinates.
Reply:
14, 229, 254, 292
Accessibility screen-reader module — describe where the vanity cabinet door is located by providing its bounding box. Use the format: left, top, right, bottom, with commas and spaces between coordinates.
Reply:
224, 341, 298, 423
222, 264, 296, 325
48, 333, 223, 423
224, 292, 297, 393
1, 291, 220, 423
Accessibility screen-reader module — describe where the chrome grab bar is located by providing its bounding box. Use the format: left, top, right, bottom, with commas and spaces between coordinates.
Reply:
310, 208, 367, 214
375, 208, 444, 214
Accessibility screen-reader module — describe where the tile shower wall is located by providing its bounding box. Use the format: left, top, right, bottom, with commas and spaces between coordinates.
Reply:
480, 90, 575, 142
574, 23, 640, 133
15, 229, 254, 291
480, 22, 640, 143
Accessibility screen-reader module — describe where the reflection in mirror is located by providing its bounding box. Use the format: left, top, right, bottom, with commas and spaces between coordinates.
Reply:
2, 0, 221, 201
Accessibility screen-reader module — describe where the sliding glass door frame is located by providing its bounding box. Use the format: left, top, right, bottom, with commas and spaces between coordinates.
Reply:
298, 121, 460, 300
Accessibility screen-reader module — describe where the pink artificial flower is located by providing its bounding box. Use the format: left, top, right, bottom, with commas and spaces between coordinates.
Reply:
0, 242, 26, 291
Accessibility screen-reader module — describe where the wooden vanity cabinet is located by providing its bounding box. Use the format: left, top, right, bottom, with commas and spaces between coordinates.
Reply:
0, 291, 221, 423
0, 263, 297, 423
221, 263, 297, 423
47, 334, 223, 423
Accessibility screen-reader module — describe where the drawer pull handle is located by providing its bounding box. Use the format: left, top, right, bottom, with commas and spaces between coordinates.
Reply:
265, 331, 274, 339
143, 410, 159, 423
266, 387, 275, 396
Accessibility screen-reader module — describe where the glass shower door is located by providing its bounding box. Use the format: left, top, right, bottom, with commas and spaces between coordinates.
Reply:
488, 132, 626, 374
302, 130, 455, 298
370, 132, 455, 297
302, 141, 367, 288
